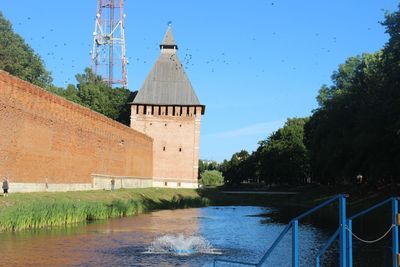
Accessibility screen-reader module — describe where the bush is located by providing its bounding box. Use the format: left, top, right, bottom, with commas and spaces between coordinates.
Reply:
200, 170, 224, 186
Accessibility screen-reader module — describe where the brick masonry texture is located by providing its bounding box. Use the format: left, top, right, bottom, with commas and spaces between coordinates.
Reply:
0, 71, 153, 186
130, 105, 202, 187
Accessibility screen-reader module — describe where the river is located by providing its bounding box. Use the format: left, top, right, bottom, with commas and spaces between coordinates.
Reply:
0, 206, 389, 266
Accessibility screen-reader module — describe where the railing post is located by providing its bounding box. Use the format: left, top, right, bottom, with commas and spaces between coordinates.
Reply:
339, 195, 347, 267
392, 198, 398, 267
347, 219, 352, 267
292, 219, 299, 267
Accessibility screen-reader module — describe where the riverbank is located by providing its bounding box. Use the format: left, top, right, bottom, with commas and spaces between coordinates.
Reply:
1, 184, 398, 232
0, 188, 209, 231
200, 183, 400, 229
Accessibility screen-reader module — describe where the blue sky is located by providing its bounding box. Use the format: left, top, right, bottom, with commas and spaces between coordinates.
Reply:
0, 1, 398, 162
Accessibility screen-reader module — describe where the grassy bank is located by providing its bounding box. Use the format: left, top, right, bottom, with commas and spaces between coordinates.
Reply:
1, 184, 397, 232
0, 188, 209, 231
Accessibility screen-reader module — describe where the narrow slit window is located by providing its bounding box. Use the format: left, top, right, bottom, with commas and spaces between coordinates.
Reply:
163, 146, 166, 151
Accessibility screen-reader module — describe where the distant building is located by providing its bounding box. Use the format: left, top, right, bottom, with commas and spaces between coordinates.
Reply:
130, 26, 205, 188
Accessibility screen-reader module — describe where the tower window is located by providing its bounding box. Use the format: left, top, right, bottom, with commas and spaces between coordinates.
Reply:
163, 146, 166, 151
164, 182, 168, 186
179, 147, 182, 152
165, 123, 167, 127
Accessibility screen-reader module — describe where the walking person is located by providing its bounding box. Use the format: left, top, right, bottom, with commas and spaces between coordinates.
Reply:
111, 178, 115, 192
2, 177, 9, 197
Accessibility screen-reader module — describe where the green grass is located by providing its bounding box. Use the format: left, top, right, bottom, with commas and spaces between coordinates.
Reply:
1, 184, 397, 232
0, 188, 210, 232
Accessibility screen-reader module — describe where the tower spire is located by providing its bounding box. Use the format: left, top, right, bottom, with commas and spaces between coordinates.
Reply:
160, 24, 178, 51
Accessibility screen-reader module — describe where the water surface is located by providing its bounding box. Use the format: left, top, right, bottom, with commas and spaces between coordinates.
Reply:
0, 206, 336, 266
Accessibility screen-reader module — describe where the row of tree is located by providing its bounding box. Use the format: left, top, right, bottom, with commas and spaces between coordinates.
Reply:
305, 6, 400, 185
205, 118, 309, 186
212, 5, 400, 186
0, 12, 133, 126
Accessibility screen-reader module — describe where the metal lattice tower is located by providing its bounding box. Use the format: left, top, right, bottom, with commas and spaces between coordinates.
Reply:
91, 0, 128, 88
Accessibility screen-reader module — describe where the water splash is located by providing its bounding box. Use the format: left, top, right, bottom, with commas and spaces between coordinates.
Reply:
146, 234, 220, 255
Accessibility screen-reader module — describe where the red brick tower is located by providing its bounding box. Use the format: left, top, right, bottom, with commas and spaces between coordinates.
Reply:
130, 26, 205, 188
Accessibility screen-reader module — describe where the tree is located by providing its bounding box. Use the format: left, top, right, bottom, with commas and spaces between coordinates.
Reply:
198, 159, 220, 179
50, 68, 134, 126
200, 170, 224, 186
0, 12, 52, 88
304, 5, 400, 185
75, 68, 135, 125
257, 118, 310, 185
305, 52, 386, 185
220, 150, 257, 185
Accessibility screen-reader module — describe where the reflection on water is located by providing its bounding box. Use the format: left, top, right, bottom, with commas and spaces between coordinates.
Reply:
0, 207, 335, 266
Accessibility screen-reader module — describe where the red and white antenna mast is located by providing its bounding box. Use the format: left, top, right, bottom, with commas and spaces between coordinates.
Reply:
91, 0, 128, 88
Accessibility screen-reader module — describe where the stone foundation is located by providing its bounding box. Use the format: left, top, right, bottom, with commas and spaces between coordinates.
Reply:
92, 174, 152, 190
152, 177, 199, 189
7, 174, 153, 193
9, 182, 94, 193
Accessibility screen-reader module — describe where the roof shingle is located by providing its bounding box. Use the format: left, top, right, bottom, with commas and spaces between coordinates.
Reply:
133, 26, 203, 110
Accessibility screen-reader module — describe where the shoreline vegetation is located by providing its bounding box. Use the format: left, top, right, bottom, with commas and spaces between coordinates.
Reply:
0, 188, 209, 232
1, 184, 399, 232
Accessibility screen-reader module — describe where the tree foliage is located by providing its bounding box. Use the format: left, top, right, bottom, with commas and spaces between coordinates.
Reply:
0, 12, 52, 88
220, 118, 309, 186
198, 160, 219, 179
200, 170, 224, 186
257, 118, 310, 185
304, 5, 400, 185
219, 150, 257, 185
51, 68, 135, 126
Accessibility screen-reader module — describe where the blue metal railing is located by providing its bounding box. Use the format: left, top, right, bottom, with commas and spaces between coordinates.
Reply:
315, 228, 339, 267
315, 197, 399, 267
346, 197, 399, 267
214, 195, 400, 267
268, 194, 346, 267
214, 194, 347, 267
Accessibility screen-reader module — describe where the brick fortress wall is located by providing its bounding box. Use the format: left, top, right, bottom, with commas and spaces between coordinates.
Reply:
0, 71, 153, 192
130, 104, 202, 188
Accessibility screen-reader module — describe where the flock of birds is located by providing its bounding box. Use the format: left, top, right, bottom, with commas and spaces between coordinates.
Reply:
10, 1, 381, 86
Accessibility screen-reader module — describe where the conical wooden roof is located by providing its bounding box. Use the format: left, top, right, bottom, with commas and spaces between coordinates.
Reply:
133, 26, 203, 110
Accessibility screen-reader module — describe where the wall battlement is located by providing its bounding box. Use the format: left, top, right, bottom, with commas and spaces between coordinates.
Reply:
131, 104, 203, 117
